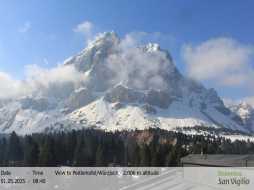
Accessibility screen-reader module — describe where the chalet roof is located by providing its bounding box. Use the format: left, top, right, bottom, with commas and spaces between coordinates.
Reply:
181, 154, 254, 167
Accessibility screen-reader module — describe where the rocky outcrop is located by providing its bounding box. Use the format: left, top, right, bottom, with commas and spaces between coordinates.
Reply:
104, 85, 144, 103
20, 97, 55, 111
65, 88, 94, 111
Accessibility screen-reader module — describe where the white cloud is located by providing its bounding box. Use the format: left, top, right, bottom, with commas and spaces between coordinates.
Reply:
18, 21, 31, 33
25, 64, 85, 87
73, 21, 93, 43
182, 37, 254, 87
105, 33, 173, 90
243, 97, 254, 107
0, 65, 87, 100
0, 72, 30, 99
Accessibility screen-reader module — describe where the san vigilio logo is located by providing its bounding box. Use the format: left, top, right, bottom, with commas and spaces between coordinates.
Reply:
217, 170, 250, 186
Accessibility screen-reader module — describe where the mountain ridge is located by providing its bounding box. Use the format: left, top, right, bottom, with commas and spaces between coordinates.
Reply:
0, 32, 252, 135
225, 100, 254, 132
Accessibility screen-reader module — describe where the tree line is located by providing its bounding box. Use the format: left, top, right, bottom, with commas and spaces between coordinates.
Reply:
0, 128, 254, 166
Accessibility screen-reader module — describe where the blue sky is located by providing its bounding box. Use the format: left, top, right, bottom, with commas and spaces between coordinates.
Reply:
0, 0, 254, 101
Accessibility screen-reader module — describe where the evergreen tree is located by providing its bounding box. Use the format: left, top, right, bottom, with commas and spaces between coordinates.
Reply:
133, 145, 141, 166
95, 144, 104, 166
139, 144, 151, 166
165, 145, 175, 166
127, 141, 140, 166
54, 133, 67, 165
150, 136, 160, 166
73, 135, 87, 166
0, 138, 7, 165
83, 134, 97, 165
39, 136, 56, 166
66, 130, 77, 165
24, 136, 39, 166
7, 131, 23, 163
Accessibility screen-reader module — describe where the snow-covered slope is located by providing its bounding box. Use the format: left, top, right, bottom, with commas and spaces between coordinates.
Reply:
0, 32, 251, 135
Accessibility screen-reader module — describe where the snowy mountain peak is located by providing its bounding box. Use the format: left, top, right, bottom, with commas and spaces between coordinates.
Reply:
143, 43, 160, 52
225, 101, 253, 117
238, 102, 253, 111
87, 31, 120, 49
0, 32, 253, 135
225, 100, 254, 132
63, 32, 119, 73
